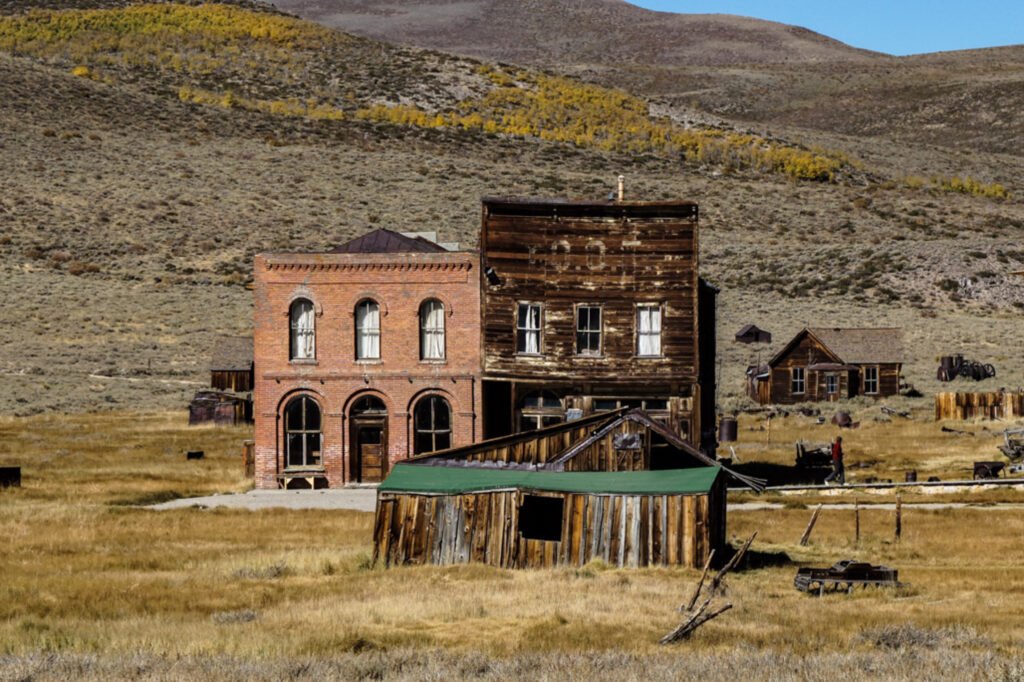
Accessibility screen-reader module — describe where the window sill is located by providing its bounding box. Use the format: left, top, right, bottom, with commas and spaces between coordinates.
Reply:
289, 359, 318, 366
635, 355, 665, 360
355, 359, 383, 365
282, 465, 325, 473
515, 353, 544, 358
419, 359, 447, 365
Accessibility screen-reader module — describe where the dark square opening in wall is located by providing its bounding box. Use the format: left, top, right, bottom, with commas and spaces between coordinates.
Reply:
518, 494, 564, 542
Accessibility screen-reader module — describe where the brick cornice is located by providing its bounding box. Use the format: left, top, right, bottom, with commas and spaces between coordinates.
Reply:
264, 260, 473, 274
262, 372, 479, 382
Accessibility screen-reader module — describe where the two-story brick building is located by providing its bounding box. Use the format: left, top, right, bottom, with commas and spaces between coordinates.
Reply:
252, 229, 481, 489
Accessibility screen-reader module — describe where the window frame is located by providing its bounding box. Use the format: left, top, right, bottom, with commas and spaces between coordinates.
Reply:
289, 298, 316, 362
863, 365, 880, 394
575, 303, 603, 356
825, 373, 839, 395
515, 302, 543, 356
354, 299, 382, 361
791, 367, 806, 395
413, 395, 452, 455
418, 299, 446, 362
635, 303, 664, 358
283, 395, 322, 469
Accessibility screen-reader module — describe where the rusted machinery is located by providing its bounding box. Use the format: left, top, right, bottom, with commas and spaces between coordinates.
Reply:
795, 441, 831, 469
998, 428, 1024, 463
937, 355, 996, 382
794, 560, 901, 595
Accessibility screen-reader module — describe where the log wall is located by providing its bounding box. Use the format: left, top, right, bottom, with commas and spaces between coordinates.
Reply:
935, 391, 1024, 421
373, 483, 723, 569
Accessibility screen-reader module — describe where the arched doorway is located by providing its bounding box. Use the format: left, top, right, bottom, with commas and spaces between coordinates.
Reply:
349, 395, 387, 483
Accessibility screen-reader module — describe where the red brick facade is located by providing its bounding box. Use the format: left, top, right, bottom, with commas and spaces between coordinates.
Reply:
252, 250, 481, 489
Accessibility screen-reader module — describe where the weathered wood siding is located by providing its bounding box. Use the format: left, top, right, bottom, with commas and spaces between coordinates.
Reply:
373, 487, 720, 569
481, 201, 699, 385
936, 391, 1024, 420
767, 334, 900, 404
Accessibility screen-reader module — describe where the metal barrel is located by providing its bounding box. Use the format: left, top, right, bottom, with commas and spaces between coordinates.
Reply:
718, 416, 738, 442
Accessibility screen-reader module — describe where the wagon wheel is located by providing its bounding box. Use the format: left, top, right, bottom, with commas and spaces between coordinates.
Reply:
985, 364, 996, 378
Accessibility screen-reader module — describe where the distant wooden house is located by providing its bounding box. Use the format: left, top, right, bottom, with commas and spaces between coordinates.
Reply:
189, 335, 254, 425
372, 409, 762, 569
735, 324, 772, 344
746, 327, 903, 404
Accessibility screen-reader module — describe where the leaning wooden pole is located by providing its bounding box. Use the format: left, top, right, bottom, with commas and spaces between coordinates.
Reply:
683, 549, 716, 613
799, 504, 823, 547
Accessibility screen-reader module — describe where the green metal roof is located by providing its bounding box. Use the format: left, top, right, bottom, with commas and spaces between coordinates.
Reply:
378, 464, 720, 496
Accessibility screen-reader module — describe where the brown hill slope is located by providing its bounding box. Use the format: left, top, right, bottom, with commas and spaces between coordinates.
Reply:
1, 3, 1023, 417
272, 0, 879, 66
273, 0, 1024, 157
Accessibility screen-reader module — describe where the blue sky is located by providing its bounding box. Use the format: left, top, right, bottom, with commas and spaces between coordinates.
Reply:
630, 1, 1024, 56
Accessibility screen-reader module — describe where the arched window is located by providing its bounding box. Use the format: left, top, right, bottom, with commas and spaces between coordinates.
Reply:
518, 391, 563, 432
284, 395, 321, 468
419, 299, 445, 360
355, 300, 381, 360
289, 299, 315, 360
414, 395, 451, 454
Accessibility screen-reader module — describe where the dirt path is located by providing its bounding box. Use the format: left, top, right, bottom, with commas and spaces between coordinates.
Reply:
148, 488, 378, 512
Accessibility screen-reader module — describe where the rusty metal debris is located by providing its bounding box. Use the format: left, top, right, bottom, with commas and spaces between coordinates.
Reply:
794, 560, 902, 596
997, 428, 1024, 463
973, 461, 1005, 479
795, 441, 832, 468
831, 412, 860, 429
937, 354, 996, 382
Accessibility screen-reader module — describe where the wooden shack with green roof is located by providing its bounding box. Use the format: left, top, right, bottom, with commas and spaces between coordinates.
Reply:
372, 409, 762, 569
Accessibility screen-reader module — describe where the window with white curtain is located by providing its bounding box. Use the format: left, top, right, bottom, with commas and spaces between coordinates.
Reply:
355, 300, 381, 360
516, 303, 542, 354
289, 299, 315, 360
419, 299, 445, 360
636, 304, 662, 357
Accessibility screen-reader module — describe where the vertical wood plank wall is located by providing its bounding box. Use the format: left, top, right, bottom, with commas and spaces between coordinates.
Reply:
373, 490, 717, 569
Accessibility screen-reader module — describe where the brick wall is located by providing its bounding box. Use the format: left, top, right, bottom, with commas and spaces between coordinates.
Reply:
253, 251, 482, 488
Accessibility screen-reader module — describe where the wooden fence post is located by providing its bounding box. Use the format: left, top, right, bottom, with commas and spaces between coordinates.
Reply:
855, 499, 860, 546
799, 504, 822, 547
894, 494, 902, 543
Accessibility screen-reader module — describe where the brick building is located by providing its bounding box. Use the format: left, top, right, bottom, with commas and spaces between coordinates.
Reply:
252, 229, 481, 489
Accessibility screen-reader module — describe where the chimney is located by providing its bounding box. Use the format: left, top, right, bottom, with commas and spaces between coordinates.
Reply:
617, 174, 625, 201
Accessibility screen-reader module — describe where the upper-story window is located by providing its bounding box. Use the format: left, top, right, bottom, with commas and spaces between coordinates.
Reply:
355, 300, 381, 360
289, 299, 315, 360
516, 303, 542, 355
791, 367, 806, 394
419, 299, 445, 361
636, 304, 662, 357
576, 305, 602, 356
863, 366, 879, 394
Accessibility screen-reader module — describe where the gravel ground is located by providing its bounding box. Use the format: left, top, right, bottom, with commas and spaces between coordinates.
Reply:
148, 487, 378, 512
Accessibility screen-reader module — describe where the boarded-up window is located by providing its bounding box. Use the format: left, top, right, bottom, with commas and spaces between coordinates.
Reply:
518, 495, 564, 542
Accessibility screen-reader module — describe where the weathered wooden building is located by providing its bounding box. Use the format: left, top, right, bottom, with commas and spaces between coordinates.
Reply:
479, 197, 718, 454
188, 335, 254, 425
747, 327, 903, 404
373, 409, 762, 569
735, 324, 772, 344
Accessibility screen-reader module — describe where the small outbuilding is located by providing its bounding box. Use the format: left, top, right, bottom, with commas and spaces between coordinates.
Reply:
746, 327, 903, 404
372, 409, 762, 569
735, 324, 772, 344
189, 335, 254, 425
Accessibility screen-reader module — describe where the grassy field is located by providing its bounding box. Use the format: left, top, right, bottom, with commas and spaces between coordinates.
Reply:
2, 412, 1024, 679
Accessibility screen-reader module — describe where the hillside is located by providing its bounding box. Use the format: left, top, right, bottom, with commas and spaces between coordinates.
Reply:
272, 0, 1024, 157
270, 0, 878, 67
1, 2, 1023, 417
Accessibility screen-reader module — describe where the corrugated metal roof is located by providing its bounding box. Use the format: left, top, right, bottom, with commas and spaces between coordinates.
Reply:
330, 228, 448, 254
209, 335, 253, 371
379, 463, 719, 495
806, 328, 904, 364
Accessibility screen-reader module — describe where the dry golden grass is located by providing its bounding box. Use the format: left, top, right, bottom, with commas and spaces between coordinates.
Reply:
1, 411, 1024, 679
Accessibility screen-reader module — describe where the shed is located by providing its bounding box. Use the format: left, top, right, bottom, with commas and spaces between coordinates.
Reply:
372, 409, 763, 569
735, 324, 772, 344
209, 335, 253, 393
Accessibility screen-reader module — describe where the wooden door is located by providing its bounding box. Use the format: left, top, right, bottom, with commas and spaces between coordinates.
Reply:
353, 422, 386, 483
